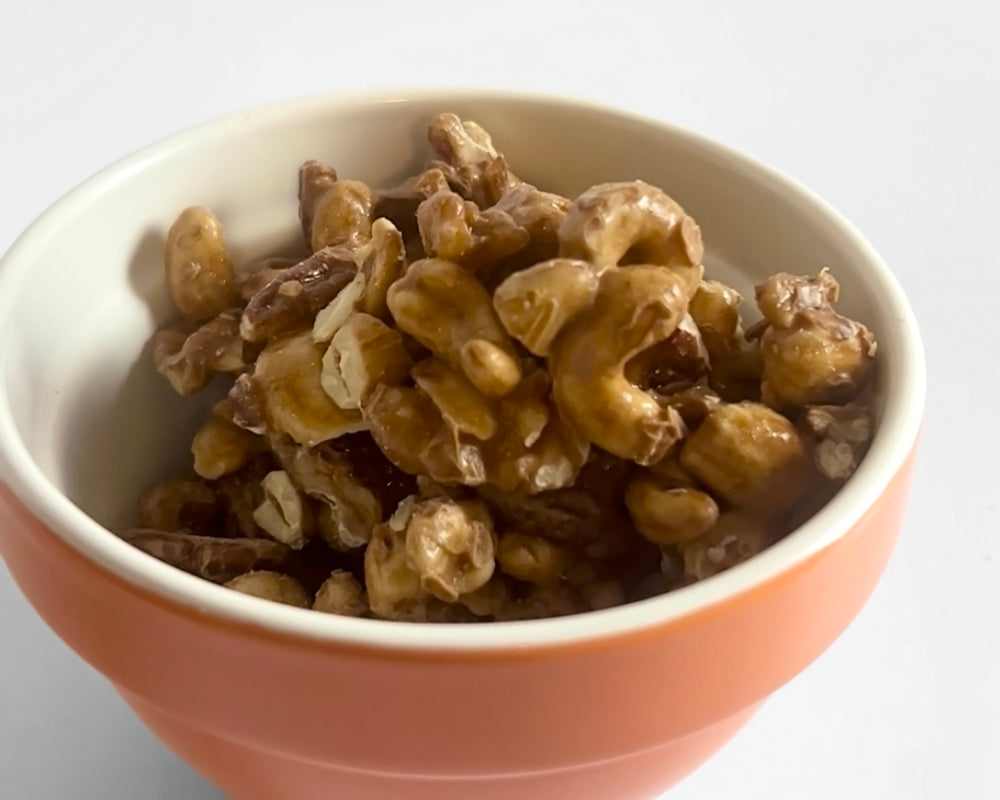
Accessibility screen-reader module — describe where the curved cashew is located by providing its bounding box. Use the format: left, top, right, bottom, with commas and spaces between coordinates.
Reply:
558, 181, 703, 283
549, 265, 695, 465
386, 258, 522, 397
493, 258, 600, 356
689, 280, 762, 401
624, 476, 719, 545
164, 206, 240, 320
191, 416, 263, 480
755, 269, 876, 407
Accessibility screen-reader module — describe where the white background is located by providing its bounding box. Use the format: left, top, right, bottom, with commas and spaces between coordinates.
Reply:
0, 2, 996, 798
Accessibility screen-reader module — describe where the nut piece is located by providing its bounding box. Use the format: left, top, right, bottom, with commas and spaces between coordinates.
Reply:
496, 532, 567, 585
411, 358, 498, 442
681, 513, 771, 581
216, 372, 268, 435
803, 403, 874, 480
224, 570, 311, 607
403, 497, 496, 602
253, 331, 366, 447
321, 313, 413, 410
493, 258, 600, 356
358, 217, 406, 320
625, 478, 719, 545
688, 280, 762, 401
387, 258, 522, 397
270, 437, 383, 551
679, 402, 807, 508
625, 313, 710, 391
240, 248, 360, 343
313, 570, 368, 616
756, 269, 877, 408
416, 188, 529, 271
164, 207, 240, 319
122, 529, 290, 583
549, 265, 697, 465
238, 256, 298, 302
191, 416, 263, 480
312, 270, 367, 342
558, 181, 703, 281
298, 160, 339, 242
213, 454, 276, 538
654, 385, 722, 428
136, 478, 218, 534
310, 179, 374, 252
373, 168, 451, 245
490, 182, 571, 265
426, 113, 518, 208
153, 309, 247, 395
364, 519, 430, 621
252, 470, 311, 549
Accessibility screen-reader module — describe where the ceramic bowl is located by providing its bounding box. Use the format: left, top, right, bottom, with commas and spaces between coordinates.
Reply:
0, 90, 925, 800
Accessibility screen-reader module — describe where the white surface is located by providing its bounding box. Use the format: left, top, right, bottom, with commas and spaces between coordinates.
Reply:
0, 2, 995, 799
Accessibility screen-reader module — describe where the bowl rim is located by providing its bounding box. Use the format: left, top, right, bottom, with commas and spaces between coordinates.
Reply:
0, 87, 926, 652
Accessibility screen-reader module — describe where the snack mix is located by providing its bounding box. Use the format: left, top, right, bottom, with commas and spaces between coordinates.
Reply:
127, 113, 878, 622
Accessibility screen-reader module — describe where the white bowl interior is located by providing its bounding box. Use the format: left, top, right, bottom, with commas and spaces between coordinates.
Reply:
0, 91, 924, 649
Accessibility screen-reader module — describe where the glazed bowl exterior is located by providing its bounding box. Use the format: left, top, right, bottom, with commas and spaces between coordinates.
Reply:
0, 90, 924, 800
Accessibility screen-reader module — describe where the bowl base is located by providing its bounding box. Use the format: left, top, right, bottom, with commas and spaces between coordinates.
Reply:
122, 689, 761, 800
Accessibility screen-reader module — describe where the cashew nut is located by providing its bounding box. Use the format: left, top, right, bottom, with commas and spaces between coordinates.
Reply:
493, 258, 600, 356
164, 206, 240, 320
310, 179, 374, 252
297, 160, 338, 242
224, 571, 311, 607
549, 265, 697, 465
386, 257, 522, 397
558, 181, 703, 284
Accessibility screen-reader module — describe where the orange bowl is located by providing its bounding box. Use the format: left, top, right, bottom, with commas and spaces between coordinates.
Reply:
0, 90, 924, 800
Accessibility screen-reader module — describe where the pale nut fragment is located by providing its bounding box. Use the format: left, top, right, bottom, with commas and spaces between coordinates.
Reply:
681, 513, 771, 581
252, 470, 311, 549
756, 269, 877, 407
312, 269, 367, 342
153, 309, 246, 395
402, 497, 497, 602
224, 570, 311, 607
679, 402, 807, 509
387, 258, 522, 397
321, 313, 413, 410
558, 180, 703, 284
803, 403, 874, 480
625, 478, 719, 545
493, 258, 600, 356
411, 358, 498, 441
216, 372, 268, 435
122, 529, 290, 583
313, 570, 368, 616
310, 179, 374, 252
490, 182, 571, 263
240, 248, 360, 343
298, 160, 339, 242
164, 206, 240, 319
549, 265, 696, 465
191, 416, 264, 480
496, 531, 567, 585
254, 330, 366, 447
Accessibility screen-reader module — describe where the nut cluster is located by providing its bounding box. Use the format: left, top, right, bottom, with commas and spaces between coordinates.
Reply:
129, 113, 878, 621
